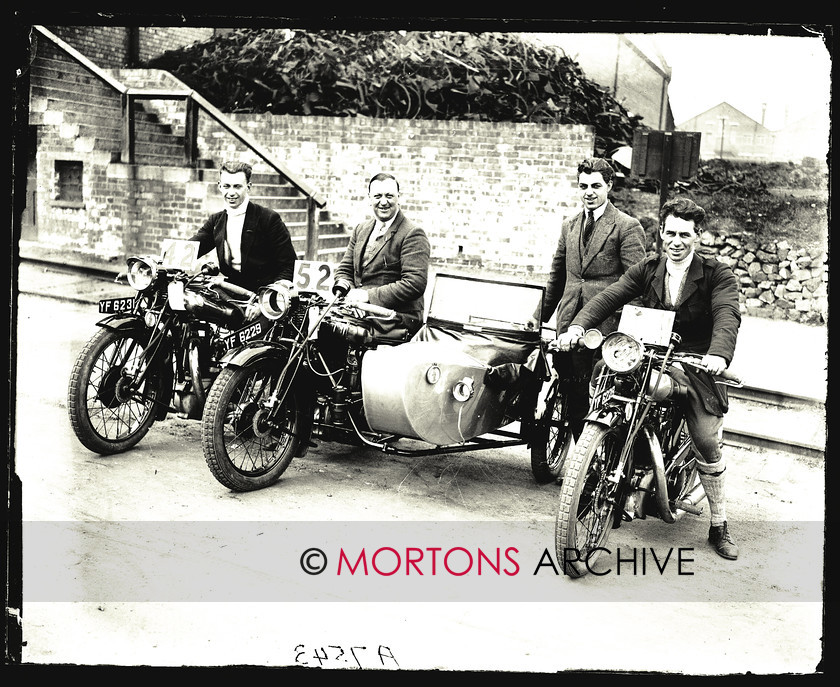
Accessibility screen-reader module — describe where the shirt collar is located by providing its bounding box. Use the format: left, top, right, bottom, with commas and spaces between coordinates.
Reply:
588, 202, 608, 222
225, 199, 250, 217
373, 215, 396, 236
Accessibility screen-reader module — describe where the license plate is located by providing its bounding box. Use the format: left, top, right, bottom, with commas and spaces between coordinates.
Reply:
221, 319, 267, 352
98, 297, 136, 314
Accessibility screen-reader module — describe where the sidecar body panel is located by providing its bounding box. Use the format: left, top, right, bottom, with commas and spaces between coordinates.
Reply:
361, 273, 546, 446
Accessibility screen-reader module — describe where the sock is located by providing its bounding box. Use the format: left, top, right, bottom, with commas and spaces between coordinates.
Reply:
697, 455, 727, 527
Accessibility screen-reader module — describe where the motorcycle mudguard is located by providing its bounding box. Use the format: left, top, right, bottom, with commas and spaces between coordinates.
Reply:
219, 341, 289, 368
96, 313, 146, 332
583, 406, 624, 429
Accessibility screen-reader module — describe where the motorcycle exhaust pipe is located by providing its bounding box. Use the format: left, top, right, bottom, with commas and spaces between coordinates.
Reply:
642, 426, 676, 524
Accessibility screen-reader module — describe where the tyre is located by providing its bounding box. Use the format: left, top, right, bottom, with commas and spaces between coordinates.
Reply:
529, 383, 573, 484
202, 358, 302, 491
67, 327, 161, 454
555, 422, 624, 578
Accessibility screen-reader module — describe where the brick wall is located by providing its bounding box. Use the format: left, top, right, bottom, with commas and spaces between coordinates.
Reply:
207, 114, 591, 275
45, 25, 214, 68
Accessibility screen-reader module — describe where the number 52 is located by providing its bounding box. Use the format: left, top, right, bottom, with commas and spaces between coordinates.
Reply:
294, 260, 335, 294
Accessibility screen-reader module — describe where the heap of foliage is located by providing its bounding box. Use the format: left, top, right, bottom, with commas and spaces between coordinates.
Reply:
146, 29, 644, 156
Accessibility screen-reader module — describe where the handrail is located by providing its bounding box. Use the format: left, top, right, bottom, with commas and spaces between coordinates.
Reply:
34, 25, 128, 94
33, 24, 326, 207
188, 90, 326, 207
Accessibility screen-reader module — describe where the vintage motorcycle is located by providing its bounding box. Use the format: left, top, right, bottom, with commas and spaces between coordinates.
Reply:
67, 239, 257, 454
201, 268, 575, 492
553, 306, 743, 578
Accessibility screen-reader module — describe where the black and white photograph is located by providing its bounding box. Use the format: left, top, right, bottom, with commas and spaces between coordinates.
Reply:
8, 14, 832, 675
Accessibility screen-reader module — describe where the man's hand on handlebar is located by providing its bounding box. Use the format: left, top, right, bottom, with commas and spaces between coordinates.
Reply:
549, 325, 585, 353
244, 301, 260, 322
345, 288, 370, 304
700, 354, 728, 376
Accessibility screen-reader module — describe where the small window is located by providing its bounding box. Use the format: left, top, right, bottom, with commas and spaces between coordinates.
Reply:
55, 160, 84, 203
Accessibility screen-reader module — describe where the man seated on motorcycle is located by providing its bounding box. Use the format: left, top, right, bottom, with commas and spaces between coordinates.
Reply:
331, 172, 431, 338
191, 160, 298, 321
552, 197, 741, 560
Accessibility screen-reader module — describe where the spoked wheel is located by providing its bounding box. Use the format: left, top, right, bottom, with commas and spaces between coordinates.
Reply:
67, 327, 162, 454
555, 422, 624, 578
202, 358, 302, 491
530, 382, 573, 484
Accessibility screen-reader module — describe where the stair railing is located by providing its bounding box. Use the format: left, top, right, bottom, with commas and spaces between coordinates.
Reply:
34, 24, 326, 259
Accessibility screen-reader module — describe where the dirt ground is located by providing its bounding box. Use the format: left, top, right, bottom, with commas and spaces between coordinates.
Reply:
11, 294, 828, 674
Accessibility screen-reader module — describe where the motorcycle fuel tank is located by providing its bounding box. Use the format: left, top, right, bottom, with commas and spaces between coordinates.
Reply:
361, 341, 508, 446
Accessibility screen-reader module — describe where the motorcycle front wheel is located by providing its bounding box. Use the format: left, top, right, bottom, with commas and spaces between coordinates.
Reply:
555, 422, 623, 578
202, 358, 302, 491
529, 382, 573, 484
67, 327, 161, 454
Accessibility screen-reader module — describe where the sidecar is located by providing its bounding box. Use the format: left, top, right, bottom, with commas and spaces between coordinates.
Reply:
360, 272, 553, 453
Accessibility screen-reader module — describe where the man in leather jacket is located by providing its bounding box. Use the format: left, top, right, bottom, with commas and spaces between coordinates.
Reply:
553, 197, 741, 560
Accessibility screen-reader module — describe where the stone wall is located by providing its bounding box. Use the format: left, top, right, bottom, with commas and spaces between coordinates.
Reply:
699, 232, 828, 324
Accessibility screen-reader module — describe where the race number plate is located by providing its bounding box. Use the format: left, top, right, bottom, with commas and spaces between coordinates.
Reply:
98, 296, 136, 314
293, 260, 336, 295
617, 305, 676, 346
220, 319, 268, 352
160, 239, 200, 273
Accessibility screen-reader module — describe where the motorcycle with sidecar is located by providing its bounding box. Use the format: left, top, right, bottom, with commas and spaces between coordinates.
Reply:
200, 268, 576, 491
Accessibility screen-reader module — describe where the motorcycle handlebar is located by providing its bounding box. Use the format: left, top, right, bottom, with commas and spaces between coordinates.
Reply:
213, 279, 256, 301
673, 355, 742, 385
350, 301, 397, 319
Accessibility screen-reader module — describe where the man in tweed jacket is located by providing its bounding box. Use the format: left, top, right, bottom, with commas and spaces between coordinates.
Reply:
541, 158, 647, 437
333, 173, 430, 333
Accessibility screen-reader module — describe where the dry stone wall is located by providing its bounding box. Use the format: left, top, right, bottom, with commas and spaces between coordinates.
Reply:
699, 232, 828, 324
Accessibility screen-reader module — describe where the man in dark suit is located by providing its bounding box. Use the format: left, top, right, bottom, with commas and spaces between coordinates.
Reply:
190, 161, 297, 293
555, 198, 742, 560
541, 158, 647, 436
333, 172, 431, 335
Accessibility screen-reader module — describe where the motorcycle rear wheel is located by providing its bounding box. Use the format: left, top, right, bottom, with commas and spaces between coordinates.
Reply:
555, 422, 623, 578
203, 358, 302, 491
529, 382, 573, 484
67, 327, 161, 454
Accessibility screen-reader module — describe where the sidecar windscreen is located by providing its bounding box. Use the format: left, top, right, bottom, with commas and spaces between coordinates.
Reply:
425, 273, 544, 337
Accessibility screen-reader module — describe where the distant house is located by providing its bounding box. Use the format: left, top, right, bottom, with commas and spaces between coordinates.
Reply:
677, 102, 776, 161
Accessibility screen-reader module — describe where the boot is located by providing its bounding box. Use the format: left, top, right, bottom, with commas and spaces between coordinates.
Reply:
708, 521, 739, 560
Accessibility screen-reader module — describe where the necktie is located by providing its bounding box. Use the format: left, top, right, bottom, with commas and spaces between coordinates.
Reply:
582, 211, 595, 248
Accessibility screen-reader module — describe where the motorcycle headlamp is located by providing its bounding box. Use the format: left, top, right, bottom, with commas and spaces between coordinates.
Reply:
126, 256, 158, 291
258, 281, 293, 320
601, 331, 644, 373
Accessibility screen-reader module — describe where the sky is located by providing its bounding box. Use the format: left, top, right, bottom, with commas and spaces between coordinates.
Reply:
644, 31, 832, 131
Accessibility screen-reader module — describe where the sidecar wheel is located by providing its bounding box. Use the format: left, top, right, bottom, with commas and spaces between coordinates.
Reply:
529, 387, 572, 484
202, 359, 302, 492
555, 422, 622, 578
67, 327, 161, 454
